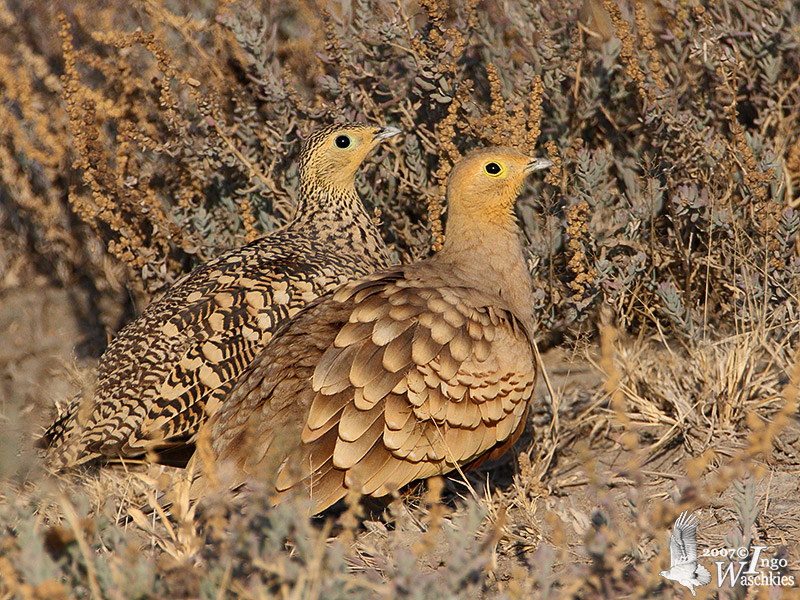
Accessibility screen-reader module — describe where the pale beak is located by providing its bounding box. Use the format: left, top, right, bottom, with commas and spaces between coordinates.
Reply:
373, 126, 402, 141
525, 157, 554, 173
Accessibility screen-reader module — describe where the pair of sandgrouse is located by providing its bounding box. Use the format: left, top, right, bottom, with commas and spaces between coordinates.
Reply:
40, 123, 552, 513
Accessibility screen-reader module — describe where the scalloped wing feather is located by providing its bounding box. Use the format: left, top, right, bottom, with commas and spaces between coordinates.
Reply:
208, 267, 537, 513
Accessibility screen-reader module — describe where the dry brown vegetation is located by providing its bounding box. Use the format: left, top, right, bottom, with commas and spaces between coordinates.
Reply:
1, 0, 799, 598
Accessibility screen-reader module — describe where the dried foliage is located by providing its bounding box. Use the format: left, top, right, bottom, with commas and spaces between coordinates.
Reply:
2, 0, 800, 597
3, 0, 799, 335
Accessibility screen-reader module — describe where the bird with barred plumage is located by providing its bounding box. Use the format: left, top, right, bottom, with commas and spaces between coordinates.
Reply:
40, 123, 401, 470
196, 146, 552, 513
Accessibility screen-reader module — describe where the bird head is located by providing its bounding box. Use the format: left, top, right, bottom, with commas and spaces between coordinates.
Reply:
298, 124, 401, 191
445, 147, 552, 228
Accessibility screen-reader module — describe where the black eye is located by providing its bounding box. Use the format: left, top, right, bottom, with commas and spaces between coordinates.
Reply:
485, 162, 501, 175
335, 135, 351, 148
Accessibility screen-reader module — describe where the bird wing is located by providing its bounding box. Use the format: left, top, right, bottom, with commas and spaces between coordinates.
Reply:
669, 512, 700, 566
141, 260, 314, 441
207, 266, 537, 512
43, 237, 362, 468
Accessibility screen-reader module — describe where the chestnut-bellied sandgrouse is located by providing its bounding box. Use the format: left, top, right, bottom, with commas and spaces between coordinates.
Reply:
199, 147, 552, 513
41, 123, 401, 469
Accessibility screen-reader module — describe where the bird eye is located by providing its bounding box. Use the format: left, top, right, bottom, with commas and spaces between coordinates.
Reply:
334, 134, 352, 149
484, 162, 504, 176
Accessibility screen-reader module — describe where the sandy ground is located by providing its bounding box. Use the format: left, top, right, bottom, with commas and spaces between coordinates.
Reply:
3, 283, 799, 596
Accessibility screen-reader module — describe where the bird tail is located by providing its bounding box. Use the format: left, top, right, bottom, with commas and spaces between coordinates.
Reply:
37, 398, 81, 450
694, 564, 712, 586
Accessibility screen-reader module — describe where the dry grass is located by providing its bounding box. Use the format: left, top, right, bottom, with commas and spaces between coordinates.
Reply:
5, 332, 796, 598
2, 0, 800, 597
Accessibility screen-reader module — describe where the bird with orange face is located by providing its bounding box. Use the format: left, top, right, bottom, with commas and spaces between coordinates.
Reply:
199, 146, 552, 513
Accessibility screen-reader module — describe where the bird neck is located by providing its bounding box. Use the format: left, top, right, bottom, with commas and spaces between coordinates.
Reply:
290, 182, 389, 264
436, 214, 535, 336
